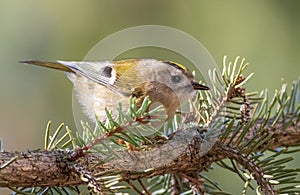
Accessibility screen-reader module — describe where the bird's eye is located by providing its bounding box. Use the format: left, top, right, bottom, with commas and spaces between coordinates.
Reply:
171, 75, 182, 83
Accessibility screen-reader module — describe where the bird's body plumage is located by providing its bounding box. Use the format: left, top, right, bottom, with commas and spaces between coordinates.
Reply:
22, 59, 209, 122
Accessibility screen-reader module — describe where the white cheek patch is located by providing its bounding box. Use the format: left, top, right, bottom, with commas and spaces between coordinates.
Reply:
109, 69, 117, 85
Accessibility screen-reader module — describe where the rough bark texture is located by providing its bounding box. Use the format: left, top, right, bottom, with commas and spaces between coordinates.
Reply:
0, 116, 299, 191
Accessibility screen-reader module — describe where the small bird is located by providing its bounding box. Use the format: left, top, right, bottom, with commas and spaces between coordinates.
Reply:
21, 59, 209, 122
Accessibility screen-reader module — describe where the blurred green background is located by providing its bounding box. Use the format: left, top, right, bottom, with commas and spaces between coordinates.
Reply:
0, 0, 299, 194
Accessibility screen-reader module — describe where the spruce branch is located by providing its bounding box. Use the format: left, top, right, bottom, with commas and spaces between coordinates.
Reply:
0, 56, 299, 194
0, 111, 298, 193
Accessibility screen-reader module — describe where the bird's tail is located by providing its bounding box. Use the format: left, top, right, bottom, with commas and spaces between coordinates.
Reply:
20, 60, 74, 73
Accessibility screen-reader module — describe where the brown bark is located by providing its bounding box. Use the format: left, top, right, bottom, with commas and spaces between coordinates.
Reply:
0, 116, 299, 191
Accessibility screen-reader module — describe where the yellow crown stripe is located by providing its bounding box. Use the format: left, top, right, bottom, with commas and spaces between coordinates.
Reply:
162, 61, 187, 71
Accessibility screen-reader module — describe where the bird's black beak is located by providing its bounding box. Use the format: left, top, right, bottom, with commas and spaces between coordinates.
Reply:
191, 82, 210, 90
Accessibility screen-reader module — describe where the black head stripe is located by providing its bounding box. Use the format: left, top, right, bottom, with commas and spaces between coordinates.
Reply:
163, 60, 194, 79
163, 61, 187, 71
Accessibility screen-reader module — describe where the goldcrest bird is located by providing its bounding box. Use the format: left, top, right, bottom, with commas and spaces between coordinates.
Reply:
22, 59, 209, 121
